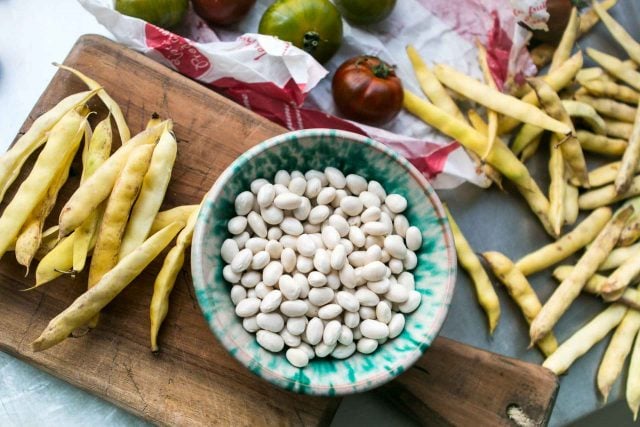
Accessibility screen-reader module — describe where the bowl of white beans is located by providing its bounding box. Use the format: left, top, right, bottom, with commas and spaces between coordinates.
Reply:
191, 129, 456, 395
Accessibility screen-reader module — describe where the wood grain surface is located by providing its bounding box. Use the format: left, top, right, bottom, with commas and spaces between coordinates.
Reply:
0, 35, 558, 426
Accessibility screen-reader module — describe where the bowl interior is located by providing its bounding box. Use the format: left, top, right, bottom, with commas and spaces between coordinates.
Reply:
191, 129, 456, 395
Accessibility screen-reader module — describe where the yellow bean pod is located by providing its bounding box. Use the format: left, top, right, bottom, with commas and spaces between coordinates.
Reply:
58, 122, 165, 237
120, 123, 177, 259
150, 204, 201, 351
31, 221, 184, 352
587, 48, 640, 92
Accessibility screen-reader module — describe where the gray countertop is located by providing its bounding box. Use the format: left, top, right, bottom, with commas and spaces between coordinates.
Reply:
1, 1, 639, 425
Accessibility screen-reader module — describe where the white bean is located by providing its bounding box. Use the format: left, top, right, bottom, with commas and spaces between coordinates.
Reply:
405, 226, 422, 251
340, 196, 364, 216
305, 300, 320, 317
357, 338, 379, 354
298, 342, 316, 359
287, 316, 307, 335
230, 285, 246, 305
384, 235, 407, 259
318, 304, 343, 319
243, 316, 259, 333
221, 239, 239, 264
349, 226, 366, 248
397, 272, 415, 290
231, 248, 253, 273
332, 343, 356, 359
296, 255, 314, 273
339, 264, 357, 289
235, 191, 254, 216
359, 306, 376, 320
279, 274, 301, 300
336, 291, 360, 312
389, 259, 404, 275
233, 231, 250, 249
361, 261, 387, 281
257, 312, 285, 333
303, 222, 321, 234
261, 205, 283, 225
228, 216, 247, 235
332, 189, 348, 208
223, 265, 241, 283
256, 330, 284, 352
247, 211, 267, 238
361, 206, 381, 223
346, 174, 367, 195
280, 235, 297, 250
361, 221, 390, 236
251, 251, 270, 270
368, 180, 387, 201
356, 288, 380, 307
325, 167, 346, 188
326, 271, 341, 290
250, 178, 269, 194
339, 238, 354, 254
359, 191, 381, 209
280, 247, 296, 273
260, 290, 282, 313
328, 214, 350, 236
293, 197, 311, 221
388, 313, 405, 338
265, 240, 283, 259
280, 300, 308, 317
365, 245, 382, 263
306, 317, 324, 345
323, 320, 342, 346
321, 226, 340, 249
344, 311, 360, 329
360, 319, 389, 339
316, 187, 336, 205
386, 284, 410, 303
240, 271, 261, 288
376, 302, 392, 323
348, 251, 366, 267
305, 177, 322, 198
262, 261, 283, 286
367, 276, 389, 292
280, 217, 303, 235
338, 325, 353, 345
245, 237, 268, 254
274, 193, 302, 210
308, 287, 334, 306
330, 245, 347, 270
257, 183, 276, 207
296, 234, 316, 257
313, 249, 332, 274
267, 227, 283, 241
385, 194, 407, 213
393, 215, 409, 237
274, 170, 291, 186
281, 329, 302, 347
288, 177, 307, 196
308, 271, 328, 288
235, 297, 261, 317
274, 183, 289, 195
315, 342, 337, 357
286, 348, 309, 367
404, 250, 417, 270
399, 291, 421, 313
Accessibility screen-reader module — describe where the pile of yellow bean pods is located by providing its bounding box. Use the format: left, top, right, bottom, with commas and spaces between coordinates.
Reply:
0, 64, 201, 353
404, 0, 640, 419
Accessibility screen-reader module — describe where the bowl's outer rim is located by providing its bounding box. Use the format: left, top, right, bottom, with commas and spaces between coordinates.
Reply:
191, 128, 457, 395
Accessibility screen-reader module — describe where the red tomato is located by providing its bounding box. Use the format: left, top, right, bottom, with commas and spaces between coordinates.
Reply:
192, 0, 256, 26
332, 56, 403, 126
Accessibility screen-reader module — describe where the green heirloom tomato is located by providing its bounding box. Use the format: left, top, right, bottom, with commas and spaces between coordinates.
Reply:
335, 0, 397, 25
258, 0, 343, 63
115, 0, 188, 28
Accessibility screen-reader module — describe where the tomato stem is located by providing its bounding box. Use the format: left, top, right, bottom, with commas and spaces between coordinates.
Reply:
372, 62, 392, 79
303, 32, 321, 54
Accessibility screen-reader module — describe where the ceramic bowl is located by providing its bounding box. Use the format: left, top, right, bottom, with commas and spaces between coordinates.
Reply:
191, 129, 456, 395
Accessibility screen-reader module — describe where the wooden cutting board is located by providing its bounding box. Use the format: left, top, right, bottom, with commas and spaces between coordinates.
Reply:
0, 35, 558, 426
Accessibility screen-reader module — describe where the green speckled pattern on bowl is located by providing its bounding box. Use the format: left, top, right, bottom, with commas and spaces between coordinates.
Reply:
191, 129, 456, 395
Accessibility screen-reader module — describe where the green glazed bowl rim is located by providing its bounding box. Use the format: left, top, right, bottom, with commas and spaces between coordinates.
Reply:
191, 128, 456, 395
